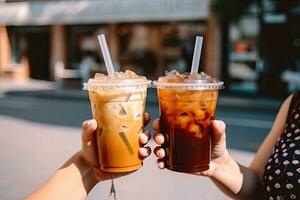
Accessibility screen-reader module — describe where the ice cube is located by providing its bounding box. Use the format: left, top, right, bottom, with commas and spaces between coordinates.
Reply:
132, 101, 143, 120
199, 103, 208, 111
194, 109, 206, 120
94, 73, 107, 80
125, 70, 139, 78
165, 70, 180, 76
119, 72, 126, 79
179, 112, 189, 116
202, 112, 211, 121
188, 123, 204, 138
171, 76, 183, 83
124, 94, 131, 102
175, 112, 192, 129
111, 72, 122, 79
134, 113, 142, 120
118, 104, 127, 116
108, 104, 117, 111
119, 132, 134, 154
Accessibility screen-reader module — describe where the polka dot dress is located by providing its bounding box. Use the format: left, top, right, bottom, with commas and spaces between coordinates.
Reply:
263, 93, 300, 200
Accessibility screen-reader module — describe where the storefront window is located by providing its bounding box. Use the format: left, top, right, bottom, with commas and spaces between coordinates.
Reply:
7, 28, 27, 65
227, 3, 260, 94
118, 22, 205, 79
160, 23, 205, 74
66, 25, 108, 74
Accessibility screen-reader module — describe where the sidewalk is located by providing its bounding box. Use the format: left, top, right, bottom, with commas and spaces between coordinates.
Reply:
0, 115, 254, 200
0, 77, 54, 97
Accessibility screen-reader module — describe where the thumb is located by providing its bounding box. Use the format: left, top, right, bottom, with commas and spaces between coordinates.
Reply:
211, 120, 226, 145
82, 119, 98, 145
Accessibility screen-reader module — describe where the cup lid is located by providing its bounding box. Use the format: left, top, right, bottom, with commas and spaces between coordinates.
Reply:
83, 79, 151, 90
152, 80, 224, 90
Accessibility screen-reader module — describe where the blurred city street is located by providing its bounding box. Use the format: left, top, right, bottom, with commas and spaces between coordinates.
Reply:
0, 77, 281, 199
1, 0, 299, 199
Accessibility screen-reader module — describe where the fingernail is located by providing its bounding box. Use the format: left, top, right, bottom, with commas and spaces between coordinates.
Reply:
87, 120, 93, 127
140, 148, 148, 156
141, 134, 148, 142
158, 151, 162, 157
158, 162, 164, 169
145, 148, 150, 156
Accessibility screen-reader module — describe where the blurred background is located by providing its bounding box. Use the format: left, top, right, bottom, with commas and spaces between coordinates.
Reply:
0, 0, 299, 199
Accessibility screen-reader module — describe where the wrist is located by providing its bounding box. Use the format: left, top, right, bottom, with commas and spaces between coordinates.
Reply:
210, 150, 235, 178
210, 150, 244, 194
76, 153, 99, 192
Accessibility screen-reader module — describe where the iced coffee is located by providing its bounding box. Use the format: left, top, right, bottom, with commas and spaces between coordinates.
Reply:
84, 70, 150, 172
153, 70, 223, 173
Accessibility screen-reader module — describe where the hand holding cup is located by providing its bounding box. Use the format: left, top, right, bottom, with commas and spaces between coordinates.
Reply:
153, 118, 229, 177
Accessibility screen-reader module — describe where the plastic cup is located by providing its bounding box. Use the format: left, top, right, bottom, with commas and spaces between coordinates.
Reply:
153, 79, 224, 173
84, 78, 151, 172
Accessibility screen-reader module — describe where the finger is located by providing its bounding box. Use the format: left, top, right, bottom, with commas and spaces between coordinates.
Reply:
212, 120, 226, 145
157, 159, 165, 169
139, 130, 151, 145
194, 171, 207, 176
82, 119, 98, 145
153, 132, 165, 145
152, 118, 160, 131
154, 147, 165, 159
139, 146, 151, 158
143, 112, 151, 127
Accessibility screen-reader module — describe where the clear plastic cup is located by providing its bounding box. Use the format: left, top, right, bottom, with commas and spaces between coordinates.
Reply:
153, 75, 224, 173
84, 76, 151, 172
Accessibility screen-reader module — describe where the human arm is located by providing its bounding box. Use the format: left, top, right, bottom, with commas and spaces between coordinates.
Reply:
26, 113, 152, 200
249, 94, 293, 179
153, 94, 293, 199
25, 152, 97, 200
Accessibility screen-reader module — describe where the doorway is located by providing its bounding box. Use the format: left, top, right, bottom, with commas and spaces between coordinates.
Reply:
26, 31, 50, 80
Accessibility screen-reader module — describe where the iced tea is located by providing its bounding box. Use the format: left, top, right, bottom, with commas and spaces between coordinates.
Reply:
154, 71, 223, 173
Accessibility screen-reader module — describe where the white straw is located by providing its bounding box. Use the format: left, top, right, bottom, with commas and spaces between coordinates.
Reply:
191, 36, 203, 73
97, 34, 115, 74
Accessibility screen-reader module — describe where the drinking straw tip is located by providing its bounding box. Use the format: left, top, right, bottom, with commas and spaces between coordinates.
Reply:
97, 34, 115, 74
191, 36, 204, 73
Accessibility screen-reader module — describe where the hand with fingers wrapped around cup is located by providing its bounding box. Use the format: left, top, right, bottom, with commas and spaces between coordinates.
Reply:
81, 112, 152, 181
152, 118, 228, 177
26, 113, 151, 200
152, 118, 262, 199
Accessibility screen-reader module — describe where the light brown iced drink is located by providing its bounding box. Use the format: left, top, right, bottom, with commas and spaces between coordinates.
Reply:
153, 70, 223, 173
84, 70, 150, 172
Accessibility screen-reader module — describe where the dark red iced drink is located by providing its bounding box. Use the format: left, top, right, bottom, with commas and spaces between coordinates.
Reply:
154, 71, 223, 173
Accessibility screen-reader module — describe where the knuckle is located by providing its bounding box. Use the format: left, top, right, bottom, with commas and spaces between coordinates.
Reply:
82, 120, 88, 129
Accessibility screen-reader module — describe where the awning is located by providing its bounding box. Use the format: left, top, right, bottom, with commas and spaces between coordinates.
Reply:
0, 0, 210, 25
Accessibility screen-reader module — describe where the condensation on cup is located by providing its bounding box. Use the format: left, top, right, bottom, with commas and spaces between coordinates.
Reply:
153, 70, 224, 173
84, 70, 151, 172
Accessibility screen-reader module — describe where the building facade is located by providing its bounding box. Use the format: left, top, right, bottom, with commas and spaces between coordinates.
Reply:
0, 0, 219, 82
1, 0, 299, 97
219, 0, 300, 97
